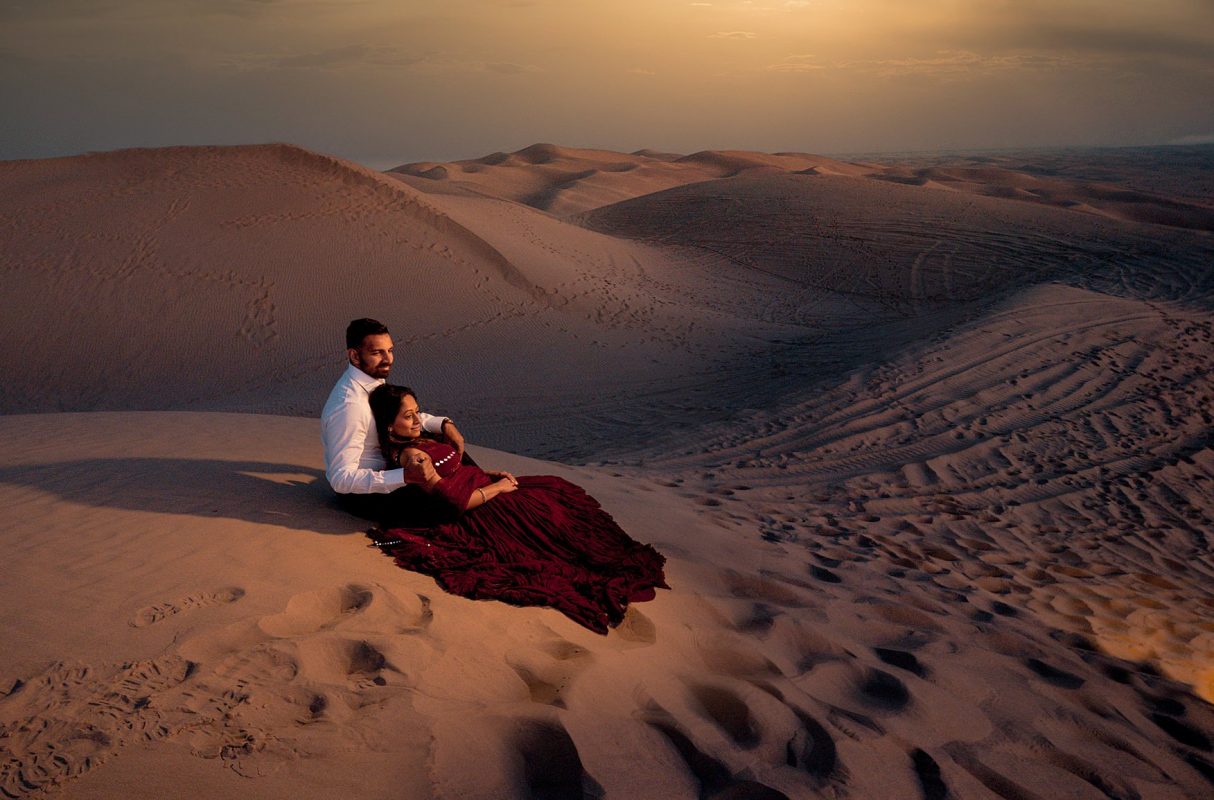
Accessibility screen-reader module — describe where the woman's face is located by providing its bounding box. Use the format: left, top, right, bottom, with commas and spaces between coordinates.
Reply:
389, 394, 423, 440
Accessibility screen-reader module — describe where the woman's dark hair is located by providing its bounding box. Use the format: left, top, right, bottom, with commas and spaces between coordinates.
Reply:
369, 383, 417, 462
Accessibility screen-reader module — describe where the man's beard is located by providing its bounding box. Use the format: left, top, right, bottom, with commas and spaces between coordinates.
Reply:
361, 359, 390, 378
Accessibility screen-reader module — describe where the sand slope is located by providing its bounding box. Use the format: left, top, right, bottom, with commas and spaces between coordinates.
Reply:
3, 411, 1214, 799
3, 141, 1214, 798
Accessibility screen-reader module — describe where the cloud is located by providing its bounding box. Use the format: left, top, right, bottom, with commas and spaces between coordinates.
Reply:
837, 50, 1096, 79
1017, 24, 1214, 61
482, 61, 541, 75
230, 48, 540, 76
0, 0, 122, 20
0, 0, 291, 21
223, 44, 427, 71
709, 31, 757, 39
763, 48, 1123, 80
767, 54, 823, 72
271, 44, 374, 69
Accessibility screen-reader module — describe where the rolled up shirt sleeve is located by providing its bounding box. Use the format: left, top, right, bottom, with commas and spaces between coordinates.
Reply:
420, 412, 449, 436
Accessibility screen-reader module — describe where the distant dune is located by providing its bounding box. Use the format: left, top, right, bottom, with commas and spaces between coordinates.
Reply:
868, 163, 1214, 231
392, 142, 1214, 231
3, 141, 1214, 799
389, 143, 870, 217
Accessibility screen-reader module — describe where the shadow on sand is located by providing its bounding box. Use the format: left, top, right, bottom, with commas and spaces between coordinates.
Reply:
0, 458, 361, 535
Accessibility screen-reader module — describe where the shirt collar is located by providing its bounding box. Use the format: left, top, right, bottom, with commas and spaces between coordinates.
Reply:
345, 362, 384, 394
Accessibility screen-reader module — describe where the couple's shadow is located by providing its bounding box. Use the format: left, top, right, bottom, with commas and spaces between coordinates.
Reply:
0, 457, 360, 535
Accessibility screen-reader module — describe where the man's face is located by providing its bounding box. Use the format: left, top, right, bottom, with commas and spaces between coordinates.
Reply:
350, 333, 393, 379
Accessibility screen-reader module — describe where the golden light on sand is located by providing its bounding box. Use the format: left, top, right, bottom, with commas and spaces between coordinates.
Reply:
2, 1, 1214, 797
3, 133, 1214, 797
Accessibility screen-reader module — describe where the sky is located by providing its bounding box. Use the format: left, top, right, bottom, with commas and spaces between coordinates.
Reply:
2, 0, 1213, 167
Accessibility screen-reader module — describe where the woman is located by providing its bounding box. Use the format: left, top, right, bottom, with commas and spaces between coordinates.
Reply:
366, 384, 667, 634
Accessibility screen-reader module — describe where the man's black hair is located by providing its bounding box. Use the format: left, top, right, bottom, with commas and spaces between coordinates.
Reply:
346, 318, 390, 350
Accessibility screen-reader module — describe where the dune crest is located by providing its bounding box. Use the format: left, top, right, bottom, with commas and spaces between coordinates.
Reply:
390, 143, 868, 216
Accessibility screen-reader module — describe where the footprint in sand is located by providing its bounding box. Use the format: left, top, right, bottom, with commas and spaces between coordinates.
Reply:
689, 684, 762, 749
874, 647, 928, 678
256, 583, 430, 638
809, 565, 842, 584
826, 705, 885, 741
613, 606, 657, 646
211, 642, 300, 686
718, 568, 814, 609
506, 638, 593, 708
910, 748, 949, 800
643, 710, 791, 799
513, 719, 605, 798
130, 586, 246, 628
855, 668, 912, 711
695, 634, 782, 679
793, 712, 844, 787
0, 655, 198, 799
1025, 657, 1086, 690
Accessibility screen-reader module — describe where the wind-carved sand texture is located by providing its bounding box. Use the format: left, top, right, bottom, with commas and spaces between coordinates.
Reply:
2, 142, 1213, 798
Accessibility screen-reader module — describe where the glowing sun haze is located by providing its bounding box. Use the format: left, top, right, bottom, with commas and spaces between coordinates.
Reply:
2, 0, 1212, 164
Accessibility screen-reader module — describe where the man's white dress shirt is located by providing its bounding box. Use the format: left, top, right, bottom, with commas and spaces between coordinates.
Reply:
321, 364, 447, 494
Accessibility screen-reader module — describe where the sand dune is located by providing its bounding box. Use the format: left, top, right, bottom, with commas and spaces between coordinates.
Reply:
0, 143, 553, 412
389, 143, 870, 217
868, 164, 1214, 231
863, 145, 1214, 232
0, 144, 805, 458
392, 142, 1214, 232
2, 141, 1214, 798
4, 411, 1214, 799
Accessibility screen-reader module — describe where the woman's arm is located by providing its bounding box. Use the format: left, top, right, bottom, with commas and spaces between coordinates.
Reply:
463, 478, 517, 511
401, 447, 517, 511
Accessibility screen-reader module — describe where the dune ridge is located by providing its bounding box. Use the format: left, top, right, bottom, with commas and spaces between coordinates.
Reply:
391, 142, 1214, 232
389, 143, 869, 217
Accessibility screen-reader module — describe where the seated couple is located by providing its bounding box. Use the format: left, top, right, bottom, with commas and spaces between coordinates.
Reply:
320, 318, 667, 634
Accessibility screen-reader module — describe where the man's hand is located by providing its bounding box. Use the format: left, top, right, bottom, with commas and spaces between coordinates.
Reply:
442, 420, 466, 458
403, 449, 440, 486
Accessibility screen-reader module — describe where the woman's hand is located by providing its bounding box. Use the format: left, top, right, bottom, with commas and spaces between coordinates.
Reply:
491, 477, 518, 495
487, 470, 519, 486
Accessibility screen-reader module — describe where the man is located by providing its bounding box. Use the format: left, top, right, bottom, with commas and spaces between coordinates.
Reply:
321, 318, 465, 518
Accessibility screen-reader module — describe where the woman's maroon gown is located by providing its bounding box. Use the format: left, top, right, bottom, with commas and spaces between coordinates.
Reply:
368, 439, 667, 633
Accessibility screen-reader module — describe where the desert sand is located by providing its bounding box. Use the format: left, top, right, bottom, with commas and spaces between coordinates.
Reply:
2, 142, 1213, 798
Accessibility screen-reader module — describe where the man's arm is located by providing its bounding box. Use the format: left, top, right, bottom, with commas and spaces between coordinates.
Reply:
419, 413, 446, 436
322, 403, 406, 495
421, 413, 465, 458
